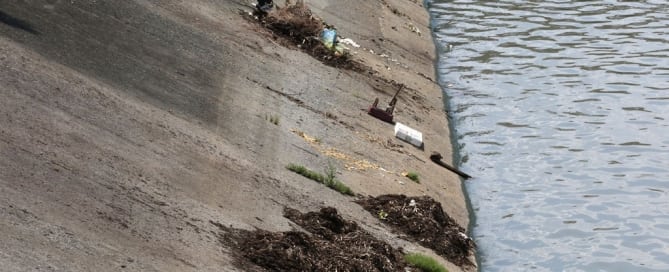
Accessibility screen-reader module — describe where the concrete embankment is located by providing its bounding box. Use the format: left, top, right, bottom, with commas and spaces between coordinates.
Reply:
0, 0, 472, 271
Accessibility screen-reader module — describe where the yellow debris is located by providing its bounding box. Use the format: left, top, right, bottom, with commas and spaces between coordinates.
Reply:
292, 129, 387, 172
291, 129, 320, 144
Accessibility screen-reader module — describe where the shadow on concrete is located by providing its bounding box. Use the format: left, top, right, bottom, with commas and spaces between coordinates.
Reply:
0, 1, 237, 125
0, 10, 39, 34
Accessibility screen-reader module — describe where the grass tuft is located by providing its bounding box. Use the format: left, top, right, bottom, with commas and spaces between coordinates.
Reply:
287, 163, 324, 182
406, 172, 420, 183
327, 180, 354, 196
265, 114, 279, 125
287, 163, 354, 196
405, 253, 448, 272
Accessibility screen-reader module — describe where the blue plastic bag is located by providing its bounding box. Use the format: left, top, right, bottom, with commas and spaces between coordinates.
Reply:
320, 28, 337, 49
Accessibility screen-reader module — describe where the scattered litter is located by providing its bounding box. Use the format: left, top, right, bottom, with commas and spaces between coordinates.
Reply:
320, 28, 337, 49
368, 84, 403, 123
318, 27, 348, 55
394, 122, 423, 148
338, 38, 360, 48
254, 1, 357, 69
430, 152, 472, 179
406, 22, 421, 36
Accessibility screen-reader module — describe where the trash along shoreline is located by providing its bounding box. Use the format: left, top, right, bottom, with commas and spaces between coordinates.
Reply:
0, 0, 475, 271
231, 1, 477, 271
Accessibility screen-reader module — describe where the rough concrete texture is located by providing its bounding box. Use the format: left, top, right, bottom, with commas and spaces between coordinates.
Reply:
0, 0, 471, 271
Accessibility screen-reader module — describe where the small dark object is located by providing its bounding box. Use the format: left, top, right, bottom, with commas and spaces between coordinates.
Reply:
368, 84, 404, 123
254, 0, 274, 17
430, 152, 472, 179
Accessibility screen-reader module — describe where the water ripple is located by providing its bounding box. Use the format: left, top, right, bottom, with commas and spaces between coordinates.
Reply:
429, 0, 669, 270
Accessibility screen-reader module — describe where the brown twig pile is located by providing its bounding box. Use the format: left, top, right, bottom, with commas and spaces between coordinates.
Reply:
264, 0, 322, 45
356, 194, 476, 267
218, 207, 410, 271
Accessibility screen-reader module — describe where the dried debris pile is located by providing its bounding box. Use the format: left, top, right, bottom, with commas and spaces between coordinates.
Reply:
255, 1, 360, 70
357, 194, 475, 267
216, 207, 413, 271
264, 1, 322, 46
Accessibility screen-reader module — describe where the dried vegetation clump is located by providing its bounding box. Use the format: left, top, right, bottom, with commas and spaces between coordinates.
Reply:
264, 0, 322, 45
356, 194, 476, 267
257, 0, 362, 70
216, 207, 412, 271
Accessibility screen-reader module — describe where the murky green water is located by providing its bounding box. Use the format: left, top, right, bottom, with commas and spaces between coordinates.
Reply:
428, 1, 669, 271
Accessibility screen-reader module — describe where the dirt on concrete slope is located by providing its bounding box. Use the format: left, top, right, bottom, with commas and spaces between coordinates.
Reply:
1, 0, 472, 271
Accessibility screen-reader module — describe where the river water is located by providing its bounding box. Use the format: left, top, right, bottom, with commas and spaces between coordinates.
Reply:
427, 1, 669, 271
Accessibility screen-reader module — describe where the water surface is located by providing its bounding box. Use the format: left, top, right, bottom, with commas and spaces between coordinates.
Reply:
428, 1, 669, 271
